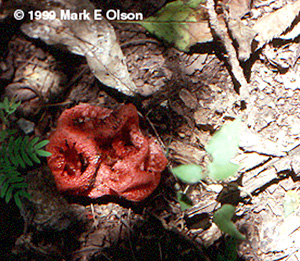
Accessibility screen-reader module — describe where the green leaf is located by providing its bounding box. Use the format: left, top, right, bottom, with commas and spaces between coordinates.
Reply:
21, 137, 33, 166
139, 0, 212, 52
284, 191, 299, 218
29, 152, 41, 164
216, 237, 238, 261
14, 193, 22, 209
176, 191, 193, 211
12, 183, 28, 189
0, 181, 9, 198
14, 190, 31, 208
206, 118, 241, 180
207, 161, 239, 181
172, 164, 205, 184
35, 149, 52, 157
17, 190, 31, 199
8, 136, 18, 167
0, 175, 7, 187
213, 204, 246, 240
34, 139, 49, 150
5, 186, 14, 204
14, 136, 26, 168
7, 176, 24, 184
21, 136, 34, 166
28, 136, 39, 149
3, 97, 9, 112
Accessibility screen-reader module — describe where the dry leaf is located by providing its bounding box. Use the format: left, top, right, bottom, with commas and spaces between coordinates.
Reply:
139, 0, 213, 52
221, 0, 255, 61
253, 0, 300, 49
4, 38, 66, 117
21, 0, 137, 96
226, 0, 300, 61
224, 0, 252, 19
228, 19, 256, 61
280, 21, 300, 40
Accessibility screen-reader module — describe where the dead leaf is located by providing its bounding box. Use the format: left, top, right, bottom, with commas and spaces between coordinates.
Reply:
179, 88, 198, 109
224, 0, 252, 19
280, 21, 300, 40
139, 0, 213, 52
4, 37, 66, 117
21, 0, 137, 96
224, 0, 300, 61
220, 0, 255, 61
228, 19, 256, 61
253, 0, 300, 50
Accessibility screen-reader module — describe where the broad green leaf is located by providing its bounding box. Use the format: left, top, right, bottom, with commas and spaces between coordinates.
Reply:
172, 164, 205, 184
284, 191, 299, 217
176, 191, 193, 211
139, 0, 212, 52
207, 161, 239, 181
213, 204, 246, 240
206, 118, 241, 180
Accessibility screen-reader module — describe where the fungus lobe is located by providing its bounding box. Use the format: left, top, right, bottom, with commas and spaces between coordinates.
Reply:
46, 103, 167, 201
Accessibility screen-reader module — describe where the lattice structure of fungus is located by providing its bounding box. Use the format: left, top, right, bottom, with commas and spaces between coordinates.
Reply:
46, 103, 167, 201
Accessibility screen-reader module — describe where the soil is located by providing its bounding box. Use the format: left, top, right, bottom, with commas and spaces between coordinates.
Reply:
1, 0, 300, 260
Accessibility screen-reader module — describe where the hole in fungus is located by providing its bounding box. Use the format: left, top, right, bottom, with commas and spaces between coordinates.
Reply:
46, 103, 168, 201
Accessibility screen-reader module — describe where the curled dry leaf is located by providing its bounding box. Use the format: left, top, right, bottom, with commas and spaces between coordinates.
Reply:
46, 103, 168, 201
21, 0, 137, 96
4, 38, 65, 117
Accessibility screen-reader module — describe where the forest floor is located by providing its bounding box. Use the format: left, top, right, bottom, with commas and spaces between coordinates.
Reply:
1, 0, 300, 260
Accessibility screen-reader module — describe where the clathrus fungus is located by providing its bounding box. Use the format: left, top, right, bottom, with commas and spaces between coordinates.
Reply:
46, 103, 167, 201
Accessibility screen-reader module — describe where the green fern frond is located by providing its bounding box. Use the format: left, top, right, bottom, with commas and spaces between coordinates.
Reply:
0, 135, 51, 209
1, 136, 51, 168
0, 129, 17, 142
0, 97, 21, 116
0, 168, 30, 208
14, 190, 31, 209
0, 97, 51, 209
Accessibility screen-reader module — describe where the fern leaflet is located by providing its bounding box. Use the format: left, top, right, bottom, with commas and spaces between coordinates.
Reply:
0, 161, 31, 208
0, 97, 51, 209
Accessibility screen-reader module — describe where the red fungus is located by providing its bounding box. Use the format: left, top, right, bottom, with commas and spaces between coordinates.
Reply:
46, 103, 167, 201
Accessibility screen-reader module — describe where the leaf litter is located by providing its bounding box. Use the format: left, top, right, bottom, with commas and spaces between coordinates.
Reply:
2, 0, 300, 260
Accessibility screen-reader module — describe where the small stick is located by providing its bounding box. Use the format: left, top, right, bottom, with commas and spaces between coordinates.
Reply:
206, 0, 250, 102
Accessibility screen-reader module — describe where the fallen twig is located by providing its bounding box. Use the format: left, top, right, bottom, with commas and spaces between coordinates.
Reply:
206, 0, 250, 103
